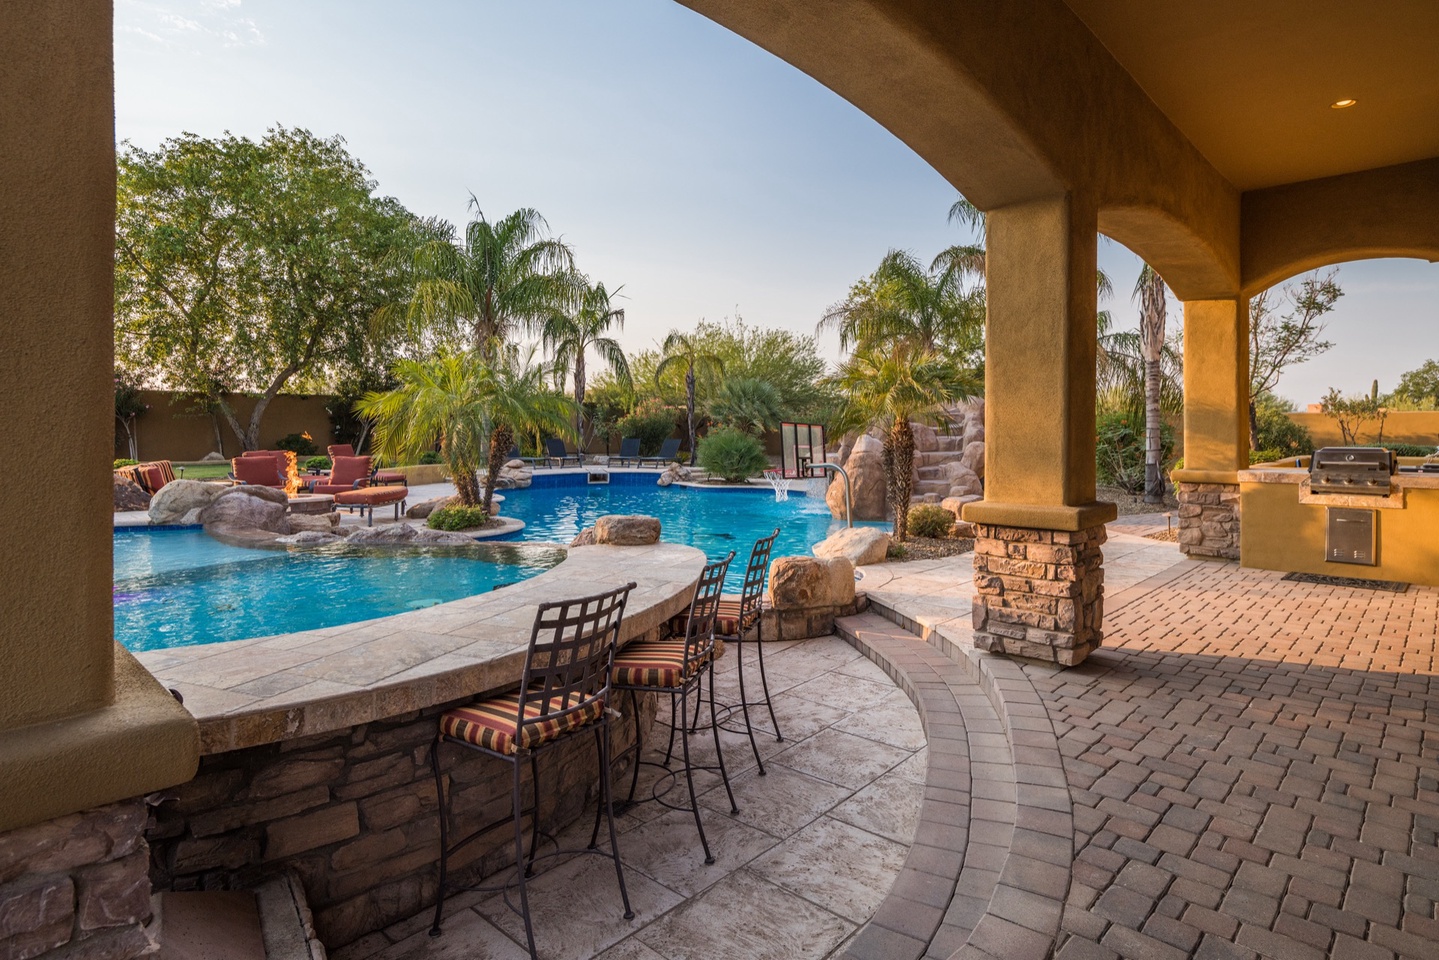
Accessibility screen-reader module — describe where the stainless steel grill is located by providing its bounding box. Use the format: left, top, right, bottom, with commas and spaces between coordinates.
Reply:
1309, 447, 1396, 496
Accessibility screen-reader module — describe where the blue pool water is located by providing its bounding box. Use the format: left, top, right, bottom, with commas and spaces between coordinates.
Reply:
499, 472, 886, 590
113, 529, 563, 652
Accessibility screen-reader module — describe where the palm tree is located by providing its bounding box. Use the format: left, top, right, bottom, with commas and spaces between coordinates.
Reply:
480, 345, 574, 514
820, 250, 984, 363
356, 349, 573, 514
1132, 264, 1169, 502
829, 343, 979, 540
710, 377, 784, 435
377, 202, 577, 359
540, 279, 631, 449
655, 330, 724, 462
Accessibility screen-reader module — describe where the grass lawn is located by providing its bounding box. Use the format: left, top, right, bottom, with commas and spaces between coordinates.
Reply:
171, 462, 235, 480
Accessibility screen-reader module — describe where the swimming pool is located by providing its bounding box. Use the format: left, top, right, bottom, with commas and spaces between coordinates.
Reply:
498, 472, 886, 589
113, 528, 563, 652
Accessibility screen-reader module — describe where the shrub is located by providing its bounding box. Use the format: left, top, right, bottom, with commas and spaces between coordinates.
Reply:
113, 458, 138, 468
1383, 443, 1437, 457
696, 428, 768, 482
303, 456, 332, 471
427, 505, 492, 531
907, 504, 955, 539
1095, 410, 1175, 493
418, 451, 444, 465
276, 432, 318, 456
1251, 394, 1313, 455
617, 400, 680, 456
1249, 448, 1293, 465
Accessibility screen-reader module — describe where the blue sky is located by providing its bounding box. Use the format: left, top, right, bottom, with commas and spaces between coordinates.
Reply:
114, 0, 1437, 406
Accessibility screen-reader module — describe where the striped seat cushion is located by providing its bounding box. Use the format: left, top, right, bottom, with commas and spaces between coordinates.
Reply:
671, 598, 759, 638
439, 688, 604, 755
612, 638, 721, 688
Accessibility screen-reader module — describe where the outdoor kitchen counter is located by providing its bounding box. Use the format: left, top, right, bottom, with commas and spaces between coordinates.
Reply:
134, 542, 706, 753
1237, 467, 1439, 587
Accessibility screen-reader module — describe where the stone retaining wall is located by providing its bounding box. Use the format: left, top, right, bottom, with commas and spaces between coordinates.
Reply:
1176, 481, 1240, 559
0, 799, 154, 960
971, 522, 1106, 667
146, 691, 657, 951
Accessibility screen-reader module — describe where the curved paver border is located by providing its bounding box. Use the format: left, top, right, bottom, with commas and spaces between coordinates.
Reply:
838, 588, 1075, 960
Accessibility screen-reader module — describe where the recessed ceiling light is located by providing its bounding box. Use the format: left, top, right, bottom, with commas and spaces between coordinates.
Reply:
1331, 98, 1358, 109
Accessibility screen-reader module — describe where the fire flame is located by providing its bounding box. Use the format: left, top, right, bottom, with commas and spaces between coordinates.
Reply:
281, 450, 302, 497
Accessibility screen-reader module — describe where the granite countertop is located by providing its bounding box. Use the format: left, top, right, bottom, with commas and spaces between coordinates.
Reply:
135, 542, 706, 754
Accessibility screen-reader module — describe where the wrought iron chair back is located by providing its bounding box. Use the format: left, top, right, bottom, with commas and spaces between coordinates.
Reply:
736, 528, 779, 627
681, 552, 734, 673
514, 583, 635, 746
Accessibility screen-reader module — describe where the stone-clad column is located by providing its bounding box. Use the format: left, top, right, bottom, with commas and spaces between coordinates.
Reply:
1173, 298, 1249, 559
962, 195, 1116, 667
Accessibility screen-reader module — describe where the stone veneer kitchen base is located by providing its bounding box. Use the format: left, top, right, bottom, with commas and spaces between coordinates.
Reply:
970, 521, 1105, 667
1177, 480, 1240, 559
0, 799, 154, 960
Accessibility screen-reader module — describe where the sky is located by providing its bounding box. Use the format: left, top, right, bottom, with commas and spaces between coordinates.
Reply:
114, 0, 1438, 406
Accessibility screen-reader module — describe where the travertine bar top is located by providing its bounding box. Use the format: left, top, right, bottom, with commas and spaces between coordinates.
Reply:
135, 543, 706, 754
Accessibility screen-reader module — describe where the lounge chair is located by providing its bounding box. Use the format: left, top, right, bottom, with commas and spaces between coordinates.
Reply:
328, 443, 404, 485
640, 438, 682, 467
309, 456, 372, 495
544, 438, 581, 468
231, 455, 286, 488
507, 444, 546, 468
614, 437, 641, 466
326, 444, 355, 459
116, 460, 177, 495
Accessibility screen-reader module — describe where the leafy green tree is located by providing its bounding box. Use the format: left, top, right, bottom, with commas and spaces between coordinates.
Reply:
1393, 360, 1439, 406
115, 127, 416, 450
655, 330, 725, 461
540, 279, 631, 447
1320, 386, 1388, 446
710, 377, 784, 435
1250, 391, 1314, 455
378, 203, 577, 359
1249, 269, 1341, 449
829, 344, 979, 540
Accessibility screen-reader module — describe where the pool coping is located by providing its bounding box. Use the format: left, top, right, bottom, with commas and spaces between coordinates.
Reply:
133, 542, 707, 754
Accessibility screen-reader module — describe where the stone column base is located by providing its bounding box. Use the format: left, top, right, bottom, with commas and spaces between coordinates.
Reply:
971, 522, 1105, 667
1177, 482, 1240, 559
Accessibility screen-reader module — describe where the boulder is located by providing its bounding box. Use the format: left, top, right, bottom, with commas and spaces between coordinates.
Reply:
346, 523, 474, 546
594, 515, 661, 546
200, 451, 227, 462
656, 463, 692, 487
910, 422, 939, 452
942, 463, 983, 498
406, 496, 454, 520
768, 556, 830, 610
570, 527, 597, 547
954, 520, 977, 539
813, 526, 891, 567
149, 479, 227, 525
287, 513, 340, 533
823, 557, 856, 606
114, 474, 150, 512
497, 459, 533, 490
276, 531, 343, 546
198, 487, 291, 534
828, 433, 887, 521
939, 496, 968, 519
961, 441, 986, 479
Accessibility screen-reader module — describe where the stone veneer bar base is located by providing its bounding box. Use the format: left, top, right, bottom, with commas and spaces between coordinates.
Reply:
146, 688, 658, 951
971, 522, 1105, 667
0, 799, 155, 960
1177, 481, 1240, 559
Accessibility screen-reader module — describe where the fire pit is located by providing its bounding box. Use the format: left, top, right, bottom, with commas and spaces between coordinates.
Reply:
287, 494, 334, 516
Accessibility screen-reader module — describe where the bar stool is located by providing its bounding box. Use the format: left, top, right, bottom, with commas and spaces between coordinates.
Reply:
610, 553, 737, 864
429, 582, 637, 960
683, 529, 783, 774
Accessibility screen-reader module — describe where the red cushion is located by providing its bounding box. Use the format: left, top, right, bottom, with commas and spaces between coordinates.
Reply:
327, 444, 356, 459
440, 689, 604, 756
334, 486, 407, 506
328, 455, 371, 488
140, 465, 167, 493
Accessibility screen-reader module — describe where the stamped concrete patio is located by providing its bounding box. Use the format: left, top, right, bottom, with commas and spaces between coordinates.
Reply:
324, 529, 1436, 960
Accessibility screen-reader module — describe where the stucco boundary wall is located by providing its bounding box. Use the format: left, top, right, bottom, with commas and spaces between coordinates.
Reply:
1286, 410, 1439, 450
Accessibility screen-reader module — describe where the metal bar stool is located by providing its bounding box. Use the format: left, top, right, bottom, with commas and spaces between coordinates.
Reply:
610, 553, 737, 865
429, 582, 637, 960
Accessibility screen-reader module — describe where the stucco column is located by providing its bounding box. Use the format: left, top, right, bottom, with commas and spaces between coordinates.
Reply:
1172, 299, 1249, 559
963, 195, 1116, 667
0, 0, 197, 843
